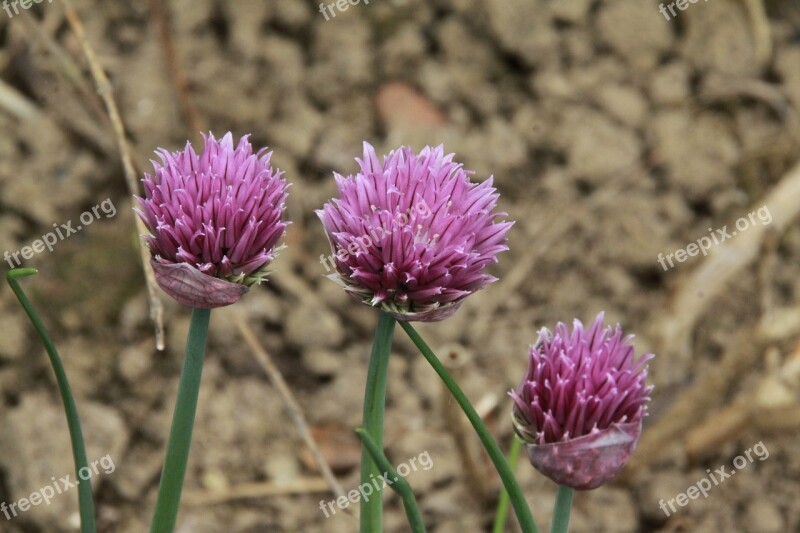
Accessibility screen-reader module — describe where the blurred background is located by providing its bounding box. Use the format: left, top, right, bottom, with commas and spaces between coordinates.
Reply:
1, 0, 800, 531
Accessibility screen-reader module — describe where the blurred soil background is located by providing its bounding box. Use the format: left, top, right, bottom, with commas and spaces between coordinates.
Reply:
1, 0, 800, 531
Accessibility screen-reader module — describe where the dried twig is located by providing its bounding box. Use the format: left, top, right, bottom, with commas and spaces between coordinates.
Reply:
742, 0, 772, 66
685, 341, 800, 459
61, 0, 165, 350
0, 78, 41, 120
235, 313, 350, 511
624, 327, 764, 477
653, 158, 800, 376
699, 74, 800, 145
184, 477, 330, 506
18, 9, 107, 124
628, 312, 800, 474
146, 0, 205, 138
439, 344, 493, 501
468, 209, 573, 341
683, 397, 752, 460
628, 160, 800, 473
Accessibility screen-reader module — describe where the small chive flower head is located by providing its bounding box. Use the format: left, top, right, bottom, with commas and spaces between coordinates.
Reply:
316, 142, 513, 322
510, 313, 653, 489
135, 132, 289, 308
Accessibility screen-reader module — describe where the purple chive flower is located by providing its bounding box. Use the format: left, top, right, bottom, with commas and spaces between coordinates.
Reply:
135, 132, 289, 308
510, 313, 653, 489
316, 142, 513, 322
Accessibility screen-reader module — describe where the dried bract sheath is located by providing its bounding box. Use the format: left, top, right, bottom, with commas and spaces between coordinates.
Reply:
510, 313, 653, 489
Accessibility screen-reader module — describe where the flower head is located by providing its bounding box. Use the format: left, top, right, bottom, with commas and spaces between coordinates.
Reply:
510, 313, 653, 489
316, 142, 513, 322
135, 132, 289, 308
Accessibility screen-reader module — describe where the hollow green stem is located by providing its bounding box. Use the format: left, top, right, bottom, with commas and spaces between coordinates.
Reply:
355, 428, 427, 533
550, 486, 574, 533
150, 307, 211, 533
400, 321, 538, 533
492, 436, 524, 533
360, 311, 396, 533
6, 268, 96, 533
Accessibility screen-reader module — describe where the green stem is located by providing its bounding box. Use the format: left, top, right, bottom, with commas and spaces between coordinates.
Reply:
150, 307, 211, 533
360, 311, 396, 533
6, 268, 96, 533
355, 429, 427, 533
550, 486, 573, 533
492, 436, 524, 533
400, 322, 538, 533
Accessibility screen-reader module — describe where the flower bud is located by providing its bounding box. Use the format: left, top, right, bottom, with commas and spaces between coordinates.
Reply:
510, 313, 653, 489
135, 132, 289, 308
317, 142, 512, 322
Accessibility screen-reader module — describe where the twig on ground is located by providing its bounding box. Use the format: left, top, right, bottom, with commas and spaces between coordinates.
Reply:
439, 344, 492, 501
184, 477, 330, 506
15, 11, 117, 156
19, 9, 107, 124
699, 74, 800, 145
0, 78, 41, 120
742, 0, 772, 66
628, 312, 800, 474
61, 0, 165, 350
469, 209, 573, 341
652, 158, 800, 379
146, 0, 205, 139
624, 327, 764, 477
234, 313, 351, 515
685, 340, 800, 459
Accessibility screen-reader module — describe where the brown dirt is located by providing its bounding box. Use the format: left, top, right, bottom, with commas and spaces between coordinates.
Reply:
1, 0, 800, 531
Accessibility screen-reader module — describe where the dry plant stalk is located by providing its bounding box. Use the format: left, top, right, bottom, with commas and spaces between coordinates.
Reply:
184, 477, 330, 506
742, 0, 772, 65
654, 159, 800, 369
61, 0, 165, 349
630, 319, 800, 474
0, 78, 41, 120
685, 341, 800, 459
625, 327, 764, 477
146, 0, 205, 138
234, 313, 351, 511
59, 3, 348, 519
439, 343, 494, 501
626, 157, 800, 475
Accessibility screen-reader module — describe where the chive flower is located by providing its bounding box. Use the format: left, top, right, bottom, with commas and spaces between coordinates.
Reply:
135, 132, 289, 308
510, 313, 653, 489
316, 142, 513, 322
